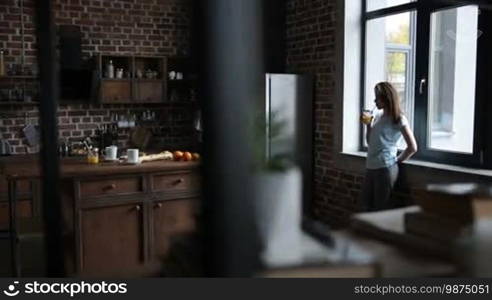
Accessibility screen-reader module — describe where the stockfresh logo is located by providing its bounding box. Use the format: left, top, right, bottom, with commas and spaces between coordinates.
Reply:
2, 281, 127, 297
3, 281, 20, 297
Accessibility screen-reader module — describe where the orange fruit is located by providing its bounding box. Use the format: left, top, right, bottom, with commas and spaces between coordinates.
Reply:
192, 153, 200, 161
173, 151, 183, 160
183, 151, 192, 161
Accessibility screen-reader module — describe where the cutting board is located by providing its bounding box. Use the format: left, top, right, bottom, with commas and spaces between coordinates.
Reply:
130, 126, 152, 149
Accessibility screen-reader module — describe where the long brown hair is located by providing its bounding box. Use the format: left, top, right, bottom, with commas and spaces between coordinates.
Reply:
375, 82, 402, 124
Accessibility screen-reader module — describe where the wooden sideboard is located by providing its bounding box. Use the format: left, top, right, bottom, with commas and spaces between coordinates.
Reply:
0, 177, 38, 228
0, 156, 200, 277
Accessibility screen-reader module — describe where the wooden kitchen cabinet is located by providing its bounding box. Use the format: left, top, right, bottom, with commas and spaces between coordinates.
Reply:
0, 156, 200, 277
0, 200, 33, 227
0, 177, 37, 228
134, 80, 163, 103
97, 54, 166, 104
151, 198, 197, 261
68, 164, 200, 277
100, 80, 132, 103
80, 203, 144, 277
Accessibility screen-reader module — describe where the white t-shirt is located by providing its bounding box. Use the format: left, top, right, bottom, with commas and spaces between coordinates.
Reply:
366, 112, 409, 169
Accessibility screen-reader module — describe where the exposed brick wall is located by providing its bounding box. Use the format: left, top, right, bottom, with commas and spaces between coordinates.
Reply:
285, 0, 365, 227
1, 0, 191, 66
0, 0, 195, 154
0, 103, 195, 154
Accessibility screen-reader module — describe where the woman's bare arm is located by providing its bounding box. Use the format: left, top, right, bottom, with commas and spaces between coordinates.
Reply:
365, 123, 372, 145
397, 125, 418, 163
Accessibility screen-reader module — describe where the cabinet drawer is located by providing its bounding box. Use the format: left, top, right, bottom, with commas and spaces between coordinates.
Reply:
80, 177, 143, 199
152, 173, 199, 192
100, 80, 131, 103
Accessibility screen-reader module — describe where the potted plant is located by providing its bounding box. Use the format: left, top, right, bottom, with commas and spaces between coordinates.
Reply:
252, 112, 303, 268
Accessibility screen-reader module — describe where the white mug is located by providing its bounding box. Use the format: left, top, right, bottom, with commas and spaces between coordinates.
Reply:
176, 72, 183, 80
127, 149, 139, 164
104, 145, 118, 161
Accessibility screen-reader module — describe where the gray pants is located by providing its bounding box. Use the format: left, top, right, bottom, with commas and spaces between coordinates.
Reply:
360, 164, 399, 211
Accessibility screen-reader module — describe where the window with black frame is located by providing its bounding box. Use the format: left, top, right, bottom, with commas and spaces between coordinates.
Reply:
361, 0, 491, 169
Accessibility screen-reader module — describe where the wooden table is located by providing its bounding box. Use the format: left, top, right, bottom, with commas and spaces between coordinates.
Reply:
0, 155, 201, 277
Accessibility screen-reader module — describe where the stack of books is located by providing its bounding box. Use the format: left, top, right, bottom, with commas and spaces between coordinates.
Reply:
407, 183, 492, 244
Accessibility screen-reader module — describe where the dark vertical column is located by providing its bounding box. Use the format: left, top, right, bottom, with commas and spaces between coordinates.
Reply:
264, 0, 286, 73
198, 0, 265, 276
35, 1, 64, 276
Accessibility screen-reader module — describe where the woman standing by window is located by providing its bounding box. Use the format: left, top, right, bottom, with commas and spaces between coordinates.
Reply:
360, 82, 418, 211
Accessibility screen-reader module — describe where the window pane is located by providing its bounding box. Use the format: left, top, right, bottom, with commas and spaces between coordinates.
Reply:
386, 52, 408, 110
364, 12, 415, 148
428, 6, 478, 154
365, 12, 414, 115
367, 0, 415, 12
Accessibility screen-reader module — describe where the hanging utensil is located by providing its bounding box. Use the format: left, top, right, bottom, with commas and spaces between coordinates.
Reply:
22, 112, 39, 148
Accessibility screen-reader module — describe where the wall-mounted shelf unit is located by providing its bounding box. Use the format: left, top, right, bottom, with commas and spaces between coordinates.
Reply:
0, 102, 38, 106
97, 54, 166, 104
0, 75, 39, 103
166, 57, 197, 103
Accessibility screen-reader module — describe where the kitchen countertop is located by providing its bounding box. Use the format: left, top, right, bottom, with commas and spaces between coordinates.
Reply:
0, 155, 199, 180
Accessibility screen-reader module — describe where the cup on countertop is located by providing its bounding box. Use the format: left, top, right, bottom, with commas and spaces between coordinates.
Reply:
127, 149, 139, 164
104, 145, 118, 161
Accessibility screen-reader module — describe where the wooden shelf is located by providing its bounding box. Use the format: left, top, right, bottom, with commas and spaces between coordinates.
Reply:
101, 78, 132, 82
98, 54, 166, 104
0, 101, 39, 105
165, 100, 197, 105
168, 80, 195, 86
134, 79, 163, 82
0, 76, 38, 80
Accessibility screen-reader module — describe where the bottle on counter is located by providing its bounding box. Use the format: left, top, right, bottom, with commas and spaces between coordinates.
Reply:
106, 60, 114, 79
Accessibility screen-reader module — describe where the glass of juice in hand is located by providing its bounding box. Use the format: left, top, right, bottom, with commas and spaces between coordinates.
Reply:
361, 109, 373, 125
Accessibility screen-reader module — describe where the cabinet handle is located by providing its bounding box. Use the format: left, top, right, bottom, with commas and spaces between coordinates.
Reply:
154, 203, 162, 209
173, 178, 184, 185
103, 183, 116, 191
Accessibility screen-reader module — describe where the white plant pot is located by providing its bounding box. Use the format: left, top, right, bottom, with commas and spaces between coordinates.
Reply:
254, 166, 303, 267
